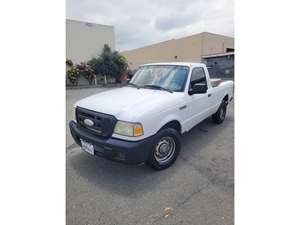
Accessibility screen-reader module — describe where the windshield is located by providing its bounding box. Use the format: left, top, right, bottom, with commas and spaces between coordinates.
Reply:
129, 65, 189, 92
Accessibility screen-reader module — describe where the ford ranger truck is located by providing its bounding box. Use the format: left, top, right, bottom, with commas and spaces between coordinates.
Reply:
69, 62, 234, 170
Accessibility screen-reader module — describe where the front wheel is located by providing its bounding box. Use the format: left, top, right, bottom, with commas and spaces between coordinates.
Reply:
146, 128, 181, 170
212, 100, 227, 124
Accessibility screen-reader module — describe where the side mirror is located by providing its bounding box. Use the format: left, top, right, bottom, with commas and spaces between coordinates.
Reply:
189, 83, 207, 95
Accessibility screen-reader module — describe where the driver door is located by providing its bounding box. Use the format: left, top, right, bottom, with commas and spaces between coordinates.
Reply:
185, 67, 212, 130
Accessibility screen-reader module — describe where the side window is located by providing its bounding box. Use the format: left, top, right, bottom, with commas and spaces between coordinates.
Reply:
190, 67, 207, 87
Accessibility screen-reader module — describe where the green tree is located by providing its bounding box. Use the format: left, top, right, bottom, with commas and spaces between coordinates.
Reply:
111, 51, 128, 83
89, 44, 128, 84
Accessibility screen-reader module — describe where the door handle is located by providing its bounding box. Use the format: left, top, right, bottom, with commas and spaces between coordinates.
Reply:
208, 93, 212, 97
179, 105, 187, 110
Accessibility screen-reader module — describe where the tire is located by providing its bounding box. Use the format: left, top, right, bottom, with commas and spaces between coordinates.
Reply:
212, 100, 227, 124
146, 128, 181, 170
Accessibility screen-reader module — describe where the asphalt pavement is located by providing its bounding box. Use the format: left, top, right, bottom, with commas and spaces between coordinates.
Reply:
66, 87, 234, 225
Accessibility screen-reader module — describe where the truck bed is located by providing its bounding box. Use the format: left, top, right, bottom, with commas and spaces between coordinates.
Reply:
210, 78, 223, 88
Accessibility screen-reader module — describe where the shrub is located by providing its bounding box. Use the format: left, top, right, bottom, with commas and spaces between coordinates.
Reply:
66, 59, 73, 67
76, 62, 95, 85
67, 66, 80, 86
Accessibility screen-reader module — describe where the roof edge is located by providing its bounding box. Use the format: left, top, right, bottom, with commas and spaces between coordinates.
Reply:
66, 19, 114, 28
121, 32, 234, 53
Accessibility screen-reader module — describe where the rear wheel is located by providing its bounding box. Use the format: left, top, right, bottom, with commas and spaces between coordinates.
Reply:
146, 128, 181, 170
212, 100, 227, 124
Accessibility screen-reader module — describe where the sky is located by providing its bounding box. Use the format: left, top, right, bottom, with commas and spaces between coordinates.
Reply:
66, 0, 234, 52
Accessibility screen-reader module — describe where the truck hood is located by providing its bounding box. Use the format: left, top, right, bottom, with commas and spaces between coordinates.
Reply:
75, 87, 183, 121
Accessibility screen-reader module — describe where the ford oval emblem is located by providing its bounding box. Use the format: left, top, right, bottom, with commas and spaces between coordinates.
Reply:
83, 118, 94, 126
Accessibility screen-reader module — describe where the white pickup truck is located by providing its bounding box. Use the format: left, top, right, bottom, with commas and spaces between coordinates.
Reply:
69, 62, 234, 170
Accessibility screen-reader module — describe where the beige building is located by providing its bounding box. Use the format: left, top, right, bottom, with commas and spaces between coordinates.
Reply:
121, 32, 234, 69
66, 19, 115, 63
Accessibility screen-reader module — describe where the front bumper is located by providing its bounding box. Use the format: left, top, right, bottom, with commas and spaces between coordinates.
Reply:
69, 121, 155, 164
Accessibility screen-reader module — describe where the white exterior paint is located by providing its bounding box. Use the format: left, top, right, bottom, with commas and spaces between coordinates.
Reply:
74, 63, 234, 141
66, 19, 115, 63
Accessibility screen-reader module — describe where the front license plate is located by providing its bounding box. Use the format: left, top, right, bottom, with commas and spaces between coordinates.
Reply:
80, 139, 94, 155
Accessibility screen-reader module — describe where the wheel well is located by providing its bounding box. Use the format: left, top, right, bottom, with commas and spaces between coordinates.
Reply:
160, 120, 182, 133
223, 95, 229, 103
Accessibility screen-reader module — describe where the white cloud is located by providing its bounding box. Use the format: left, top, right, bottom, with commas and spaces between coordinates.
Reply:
66, 0, 234, 51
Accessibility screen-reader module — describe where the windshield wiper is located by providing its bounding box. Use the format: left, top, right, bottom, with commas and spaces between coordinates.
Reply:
126, 83, 140, 89
142, 84, 173, 93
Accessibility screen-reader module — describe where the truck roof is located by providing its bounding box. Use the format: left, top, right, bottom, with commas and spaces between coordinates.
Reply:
141, 62, 206, 67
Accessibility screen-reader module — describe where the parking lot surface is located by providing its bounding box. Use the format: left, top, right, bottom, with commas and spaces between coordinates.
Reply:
66, 87, 234, 225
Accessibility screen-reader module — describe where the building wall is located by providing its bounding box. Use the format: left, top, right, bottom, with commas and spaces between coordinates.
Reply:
201, 32, 234, 56
121, 32, 234, 69
66, 19, 115, 63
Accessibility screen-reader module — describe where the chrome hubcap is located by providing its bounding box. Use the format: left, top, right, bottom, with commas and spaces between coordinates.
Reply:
154, 136, 176, 164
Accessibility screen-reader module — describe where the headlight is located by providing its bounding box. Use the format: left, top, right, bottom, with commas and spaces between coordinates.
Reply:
114, 121, 143, 137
